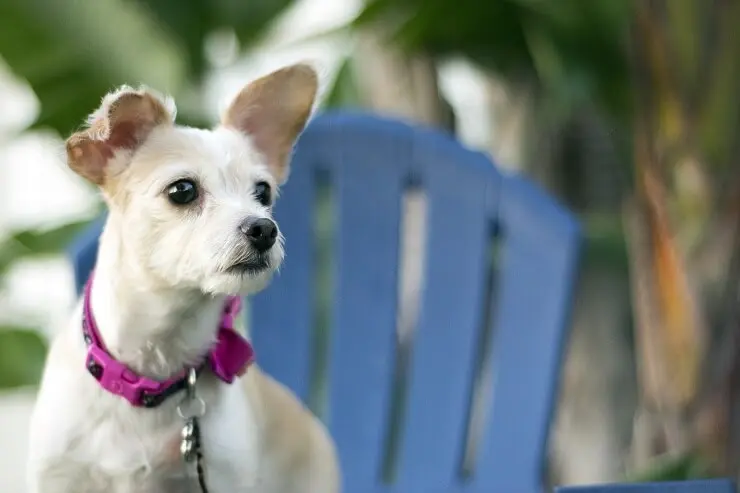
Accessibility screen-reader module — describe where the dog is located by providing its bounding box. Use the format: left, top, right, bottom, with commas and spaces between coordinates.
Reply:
27, 63, 340, 493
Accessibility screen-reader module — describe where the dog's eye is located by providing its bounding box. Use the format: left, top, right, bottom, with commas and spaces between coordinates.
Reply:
167, 179, 198, 205
254, 181, 271, 207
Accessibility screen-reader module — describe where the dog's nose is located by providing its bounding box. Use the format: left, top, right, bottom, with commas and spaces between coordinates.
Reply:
240, 218, 278, 252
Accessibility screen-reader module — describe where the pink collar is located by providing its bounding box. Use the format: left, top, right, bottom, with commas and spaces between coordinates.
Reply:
82, 275, 254, 408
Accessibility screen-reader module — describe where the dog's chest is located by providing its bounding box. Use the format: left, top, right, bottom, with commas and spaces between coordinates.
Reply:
86, 414, 188, 482
94, 386, 259, 493
34, 377, 260, 493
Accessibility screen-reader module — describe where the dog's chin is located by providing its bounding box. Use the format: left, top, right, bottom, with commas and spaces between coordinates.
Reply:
202, 259, 278, 296
227, 257, 272, 276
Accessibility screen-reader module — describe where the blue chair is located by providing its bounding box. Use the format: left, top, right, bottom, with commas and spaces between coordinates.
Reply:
556, 480, 737, 493
68, 112, 581, 492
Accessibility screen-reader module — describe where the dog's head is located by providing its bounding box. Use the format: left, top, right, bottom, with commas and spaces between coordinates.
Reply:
66, 64, 318, 295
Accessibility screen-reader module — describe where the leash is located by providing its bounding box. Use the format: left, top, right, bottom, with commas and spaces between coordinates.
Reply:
178, 368, 210, 493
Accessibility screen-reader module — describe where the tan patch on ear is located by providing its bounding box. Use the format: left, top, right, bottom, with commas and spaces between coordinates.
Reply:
223, 63, 318, 183
66, 86, 175, 185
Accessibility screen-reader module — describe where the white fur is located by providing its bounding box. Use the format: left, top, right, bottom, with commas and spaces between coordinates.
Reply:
27, 67, 339, 493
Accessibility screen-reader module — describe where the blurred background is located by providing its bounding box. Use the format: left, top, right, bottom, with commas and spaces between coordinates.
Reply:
1, 0, 739, 491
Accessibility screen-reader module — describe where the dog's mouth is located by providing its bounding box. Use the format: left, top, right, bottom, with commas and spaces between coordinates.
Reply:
226, 256, 272, 275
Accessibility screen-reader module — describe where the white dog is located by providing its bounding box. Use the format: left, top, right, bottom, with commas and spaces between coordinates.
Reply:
27, 64, 340, 493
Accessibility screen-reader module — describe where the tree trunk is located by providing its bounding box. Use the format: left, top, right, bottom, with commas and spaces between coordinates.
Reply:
353, 29, 453, 131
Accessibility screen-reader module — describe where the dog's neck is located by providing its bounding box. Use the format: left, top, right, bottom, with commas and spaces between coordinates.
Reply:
87, 220, 226, 380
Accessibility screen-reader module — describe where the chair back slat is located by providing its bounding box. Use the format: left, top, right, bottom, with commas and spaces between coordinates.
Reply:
321, 117, 411, 492
395, 130, 500, 492
477, 176, 580, 493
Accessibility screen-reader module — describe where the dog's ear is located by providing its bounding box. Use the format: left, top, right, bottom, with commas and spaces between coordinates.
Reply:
222, 63, 318, 184
66, 86, 175, 185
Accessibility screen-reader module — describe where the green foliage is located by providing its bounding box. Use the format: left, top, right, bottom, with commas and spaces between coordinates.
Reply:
0, 218, 96, 277
0, 0, 188, 134
0, 327, 48, 389
0, 219, 92, 390
0, 0, 299, 135
582, 213, 629, 271
141, 0, 296, 78
323, 57, 364, 110
627, 452, 712, 482
353, 0, 633, 122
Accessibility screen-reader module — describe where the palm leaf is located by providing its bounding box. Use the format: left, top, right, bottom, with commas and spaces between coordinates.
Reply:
0, 0, 188, 135
0, 327, 48, 389
322, 57, 364, 109
0, 218, 95, 276
0, 0, 301, 135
